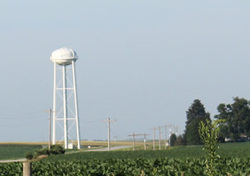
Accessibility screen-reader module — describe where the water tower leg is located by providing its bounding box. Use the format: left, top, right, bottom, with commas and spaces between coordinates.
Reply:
72, 61, 81, 149
52, 62, 57, 145
62, 65, 68, 149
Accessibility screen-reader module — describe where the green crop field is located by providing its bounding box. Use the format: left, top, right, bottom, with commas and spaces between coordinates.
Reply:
0, 141, 128, 160
1, 142, 250, 175
0, 144, 43, 160
42, 142, 250, 162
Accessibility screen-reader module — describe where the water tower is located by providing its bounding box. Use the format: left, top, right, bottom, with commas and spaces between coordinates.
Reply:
50, 47, 81, 149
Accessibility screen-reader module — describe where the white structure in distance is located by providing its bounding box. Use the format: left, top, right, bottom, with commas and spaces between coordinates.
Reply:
50, 47, 81, 149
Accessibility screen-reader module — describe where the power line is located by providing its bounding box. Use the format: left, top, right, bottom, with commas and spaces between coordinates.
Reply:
0, 110, 45, 117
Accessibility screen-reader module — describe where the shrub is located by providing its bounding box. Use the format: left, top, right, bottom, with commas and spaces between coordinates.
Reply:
33, 148, 50, 159
199, 119, 224, 176
25, 152, 34, 160
36, 148, 49, 155
50, 145, 65, 155
27, 145, 65, 160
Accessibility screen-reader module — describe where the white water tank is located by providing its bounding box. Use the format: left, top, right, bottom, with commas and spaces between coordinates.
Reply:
50, 47, 78, 65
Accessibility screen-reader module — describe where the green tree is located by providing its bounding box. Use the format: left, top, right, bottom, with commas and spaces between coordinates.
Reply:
185, 99, 210, 145
215, 97, 250, 141
174, 135, 187, 146
169, 133, 177, 146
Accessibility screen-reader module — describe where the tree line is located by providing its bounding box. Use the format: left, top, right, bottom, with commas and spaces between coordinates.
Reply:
172, 97, 250, 146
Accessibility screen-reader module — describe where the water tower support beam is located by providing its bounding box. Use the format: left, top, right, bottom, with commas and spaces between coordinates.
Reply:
62, 65, 68, 149
52, 62, 57, 145
72, 61, 81, 149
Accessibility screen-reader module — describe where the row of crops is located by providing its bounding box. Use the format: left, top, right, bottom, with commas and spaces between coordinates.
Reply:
1, 157, 250, 175
42, 142, 250, 162
1, 143, 250, 175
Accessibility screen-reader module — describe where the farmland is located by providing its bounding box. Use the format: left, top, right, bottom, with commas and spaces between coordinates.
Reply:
43, 142, 250, 161
1, 142, 250, 175
0, 143, 43, 160
0, 141, 132, 160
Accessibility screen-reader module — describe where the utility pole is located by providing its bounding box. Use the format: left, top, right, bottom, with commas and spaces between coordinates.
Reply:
153, 126, 162, 150
143, 133, 150, 150
162, 124, 175, 148
152, 127, 156, 150
167, 124, 176, 146
114, 136, 118, 142
158, 126, 161, 150
175, 125, 179, 136
163, 125, 167, 149
45, 109, 53, 149
128, 133, 143, 150
103, 117, 116, 151
162, 125, 170, 149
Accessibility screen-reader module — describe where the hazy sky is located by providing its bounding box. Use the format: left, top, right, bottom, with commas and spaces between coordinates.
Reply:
1, 1, 250, 142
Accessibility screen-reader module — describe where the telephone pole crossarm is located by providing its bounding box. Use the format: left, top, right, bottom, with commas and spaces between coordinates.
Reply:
128, 133, 143, 151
